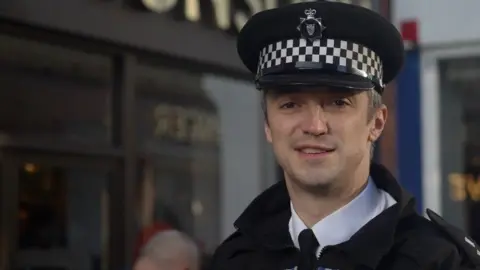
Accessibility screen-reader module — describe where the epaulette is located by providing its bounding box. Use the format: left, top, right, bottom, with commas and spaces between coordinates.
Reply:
426, 208, 480, 266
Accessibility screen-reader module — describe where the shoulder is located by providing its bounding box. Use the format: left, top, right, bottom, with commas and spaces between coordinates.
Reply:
393, 209, 480, 269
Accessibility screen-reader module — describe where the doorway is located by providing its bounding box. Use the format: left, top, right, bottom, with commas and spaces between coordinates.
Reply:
421, 44, 480, 240
0, 148, 121, 270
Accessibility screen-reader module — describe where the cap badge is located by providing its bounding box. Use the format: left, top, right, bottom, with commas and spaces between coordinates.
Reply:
297, 8, 326, 42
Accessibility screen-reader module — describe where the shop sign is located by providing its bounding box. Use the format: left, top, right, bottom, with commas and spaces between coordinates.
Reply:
449, 173, 480, 202
153, 103, 218, 143
140, 0, 378, 34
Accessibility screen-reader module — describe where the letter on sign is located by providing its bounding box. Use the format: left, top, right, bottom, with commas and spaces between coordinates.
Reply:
211, 0, 231, 30
142, 0, 177, 13
449, 173, 467, 201
467, 176, 480, 201
153, 104, 218, 143
185, 0, 201, 22
449, 173, 480, 202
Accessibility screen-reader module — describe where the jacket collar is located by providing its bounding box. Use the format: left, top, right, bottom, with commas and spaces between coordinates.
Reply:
233, 163, 418, 269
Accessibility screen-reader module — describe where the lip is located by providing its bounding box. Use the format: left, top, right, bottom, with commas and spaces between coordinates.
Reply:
294, 144, 335, 152
294, 144, 335, 159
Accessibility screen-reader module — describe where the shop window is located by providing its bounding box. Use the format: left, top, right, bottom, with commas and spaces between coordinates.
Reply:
19, 164, 67, 250
439, 57, 480, 244
0, 35, 112, 145
134, 64, 220, 255
16, 163, 110, 270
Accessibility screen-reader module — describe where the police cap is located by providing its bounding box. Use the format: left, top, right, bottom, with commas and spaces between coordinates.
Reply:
237, 1, 404, 94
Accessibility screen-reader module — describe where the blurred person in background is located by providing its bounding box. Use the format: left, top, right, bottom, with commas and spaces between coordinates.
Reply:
133, 230, 200, 270
210, 1, 480, 270
133, 221, 173, 261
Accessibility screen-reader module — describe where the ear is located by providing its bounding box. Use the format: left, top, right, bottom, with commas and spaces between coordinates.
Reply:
264, 121, 273, 143
369, 105, 388, 142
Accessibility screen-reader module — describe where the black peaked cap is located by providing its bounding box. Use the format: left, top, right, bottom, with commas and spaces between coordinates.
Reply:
237, 1, 405, 93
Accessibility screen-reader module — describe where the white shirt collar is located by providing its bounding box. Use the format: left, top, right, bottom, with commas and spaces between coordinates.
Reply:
289, 176, 396, 250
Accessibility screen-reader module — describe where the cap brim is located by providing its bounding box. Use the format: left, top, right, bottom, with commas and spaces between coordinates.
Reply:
256, 73, 375, 91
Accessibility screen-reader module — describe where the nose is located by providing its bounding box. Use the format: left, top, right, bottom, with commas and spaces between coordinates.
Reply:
301, 104, 328, 136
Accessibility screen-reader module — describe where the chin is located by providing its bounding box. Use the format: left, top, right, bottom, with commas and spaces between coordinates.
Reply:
300, 178, 334, 188
294, 170, 337, 188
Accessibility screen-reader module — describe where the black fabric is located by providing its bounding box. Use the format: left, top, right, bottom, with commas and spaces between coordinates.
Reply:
257, 72, 377, 93
208, 163, 478, 270
425, 209, 480, 269
297, 229, 319, 270
381, 210, 480, 270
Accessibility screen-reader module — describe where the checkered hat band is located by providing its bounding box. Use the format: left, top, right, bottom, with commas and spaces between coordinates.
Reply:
257, 38, 383, 82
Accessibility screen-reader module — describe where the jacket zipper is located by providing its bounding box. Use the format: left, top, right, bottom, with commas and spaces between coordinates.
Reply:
316, 246, 331, 270
317, 246, 328, 259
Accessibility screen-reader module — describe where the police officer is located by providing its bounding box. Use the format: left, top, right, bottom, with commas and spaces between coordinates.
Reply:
210, 1, 480, 270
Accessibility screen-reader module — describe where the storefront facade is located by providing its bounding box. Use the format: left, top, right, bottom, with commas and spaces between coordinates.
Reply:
0, 0, 282, 269
393, 0, 480, 242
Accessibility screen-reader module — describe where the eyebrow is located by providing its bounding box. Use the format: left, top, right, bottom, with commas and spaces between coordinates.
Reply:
265, 87, 362, 99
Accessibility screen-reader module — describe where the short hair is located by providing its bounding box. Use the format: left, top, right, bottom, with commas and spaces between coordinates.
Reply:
139, 230, 200, 270
366, 89, 383, 158
366, 88, 383, 120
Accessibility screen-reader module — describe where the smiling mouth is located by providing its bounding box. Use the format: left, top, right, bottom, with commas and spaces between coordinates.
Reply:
294, 146, 335, 157
297, 148, 333, 154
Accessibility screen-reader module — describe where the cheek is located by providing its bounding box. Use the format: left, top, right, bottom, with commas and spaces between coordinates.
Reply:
269, 125, 289, 149
268, 117, 296, 140
333, 119, 370, 149
268, 120, 296, 153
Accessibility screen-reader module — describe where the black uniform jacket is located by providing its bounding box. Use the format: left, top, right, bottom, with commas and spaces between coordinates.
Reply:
209, 163, 480, 270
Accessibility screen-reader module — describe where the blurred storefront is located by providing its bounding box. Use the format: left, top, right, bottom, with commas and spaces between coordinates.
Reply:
0, 0, 286, 269
393, 0, 480, 242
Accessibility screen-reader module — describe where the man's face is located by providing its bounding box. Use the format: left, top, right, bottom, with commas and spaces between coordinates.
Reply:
264, 87, 387, 190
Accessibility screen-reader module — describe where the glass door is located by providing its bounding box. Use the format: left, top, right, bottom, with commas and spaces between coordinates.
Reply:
0, 150, 120, 270
439, 57, 480, 243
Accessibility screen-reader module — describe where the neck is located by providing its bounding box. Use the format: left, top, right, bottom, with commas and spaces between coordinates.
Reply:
287, 160, 371, 228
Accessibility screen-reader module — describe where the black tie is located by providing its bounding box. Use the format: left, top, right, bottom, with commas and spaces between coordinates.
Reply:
298, 229, 319, 270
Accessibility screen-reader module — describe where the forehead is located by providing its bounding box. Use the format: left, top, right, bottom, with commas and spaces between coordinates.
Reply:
264, 86, 367, 99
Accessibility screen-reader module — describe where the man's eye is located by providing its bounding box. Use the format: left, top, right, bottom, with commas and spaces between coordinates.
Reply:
333, 99, 349, 106
280, 102, 298, 109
